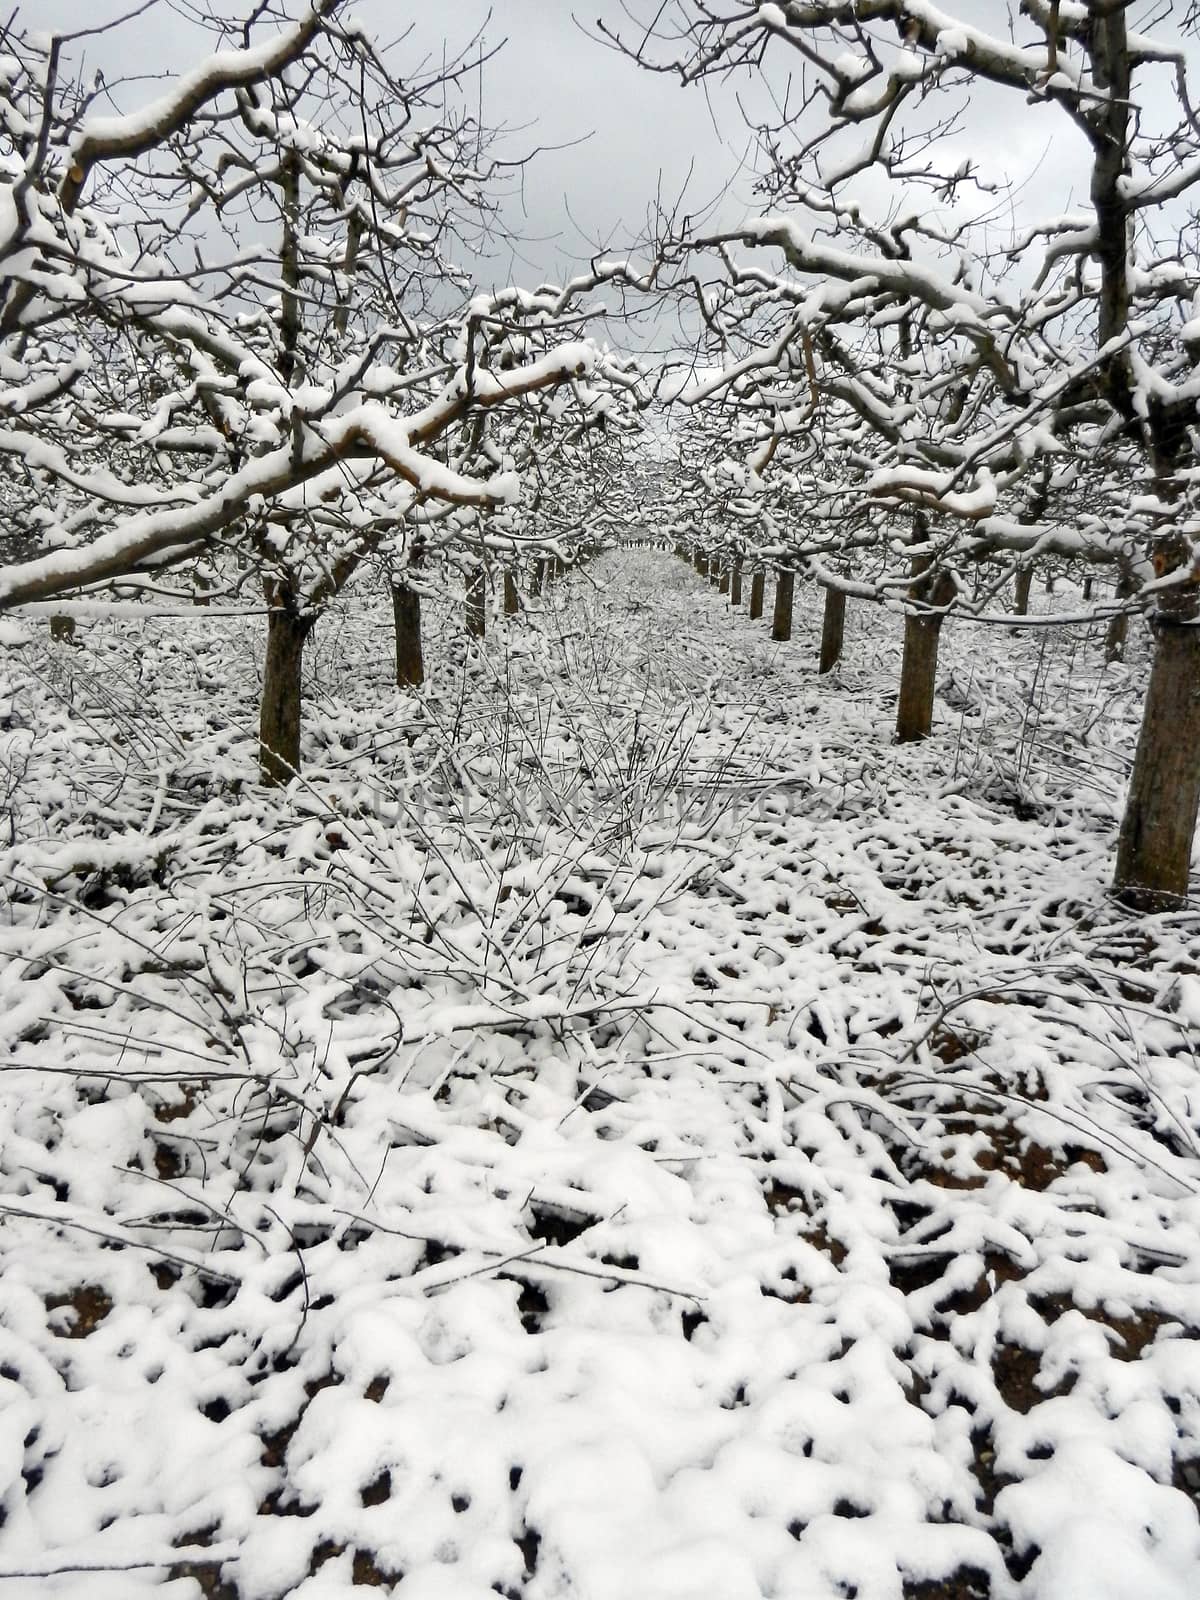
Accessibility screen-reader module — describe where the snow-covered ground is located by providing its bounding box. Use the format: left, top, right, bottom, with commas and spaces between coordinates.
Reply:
0, 550, 1198, 1600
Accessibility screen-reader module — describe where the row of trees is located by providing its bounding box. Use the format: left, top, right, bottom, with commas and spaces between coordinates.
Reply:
2, 1, 1199, 909
606, 0, 1200, 908
0, 1, 648, 779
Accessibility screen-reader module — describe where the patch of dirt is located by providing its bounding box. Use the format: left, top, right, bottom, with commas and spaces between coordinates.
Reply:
903, 1567, 993, 1600
976, 1125, 1105, 1191
516, 1525, 541, 1578
992, 1341, 1074, 1415
44, 1284, 112, 1338
360, 1468, 392, 1507
169, 1525, 237, 1600
352, 1548, 403, 1586
799, 1213, 849, 1268
527, 1203, 596, 1247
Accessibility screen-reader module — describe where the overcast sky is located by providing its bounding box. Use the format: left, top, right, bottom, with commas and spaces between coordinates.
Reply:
31, 2, 748, 318
25, 1, 1196, 359
26, 2, 1088, 244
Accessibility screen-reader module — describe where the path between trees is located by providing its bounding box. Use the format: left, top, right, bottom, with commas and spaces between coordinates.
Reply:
0, 552, 1197, 1599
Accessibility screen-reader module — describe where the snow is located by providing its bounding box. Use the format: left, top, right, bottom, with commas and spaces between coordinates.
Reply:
833, 53, 873, 83
69, 6, 327, 164
870, 464, 999, 519
0, 337, 604, 608
740, 217, 995, 331
935, 30, 970, 58
0, 550, 1198, 1598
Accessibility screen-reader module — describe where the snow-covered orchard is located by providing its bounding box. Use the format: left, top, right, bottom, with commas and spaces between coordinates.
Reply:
1, 3, 1199, 1598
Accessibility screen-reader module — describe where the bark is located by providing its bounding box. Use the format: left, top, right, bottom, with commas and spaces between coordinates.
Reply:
192, 563, 216, 607
260, 590, 314, 785
819, 586, 846, 674
278, 152, 302, 386
332, 210, 363, 339
392, 581, 424, 687
1014, 567, 1033, 616
731, 562, 742, 606
503, 570, 520, 615
749, 570, 765, 621
695, 553, 710, 579
1113, 541, 1200, 907
718, 567, 730, 595
896, 559, 956, 745
1082, 574, 1094, 601
771, 569, 794, 642
465, 566, 486, 638
1105, 566, 1137, 663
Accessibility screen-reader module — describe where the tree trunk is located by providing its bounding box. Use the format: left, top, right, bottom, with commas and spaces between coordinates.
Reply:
731, 562, 743, 605
718, 566, 730, 595
896, 560, 957, 744
193, 564, 215, 607
749, 570, 765, 620
1113, 544, 1200, 907
260, 592, 313, 786
695, 553, 709, 579
1113, 622, 1200, 905
393, 581, 424, 687
503, 570, 520, 615
465, 566, 486, 638
1105, 565, 1137, 663
896, 614, 944, 743
1014, 566, 1033, 616
819, 586, 846, 674
771, 569, 794, 642
1082, 574, 1094, 601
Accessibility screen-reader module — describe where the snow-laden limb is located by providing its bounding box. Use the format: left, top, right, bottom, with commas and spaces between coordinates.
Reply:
869, 464, 998, 520
0, 428, 200, 510
730, 216, 1000, 329
0, 342, 602, 609
63, 3, 337, 191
